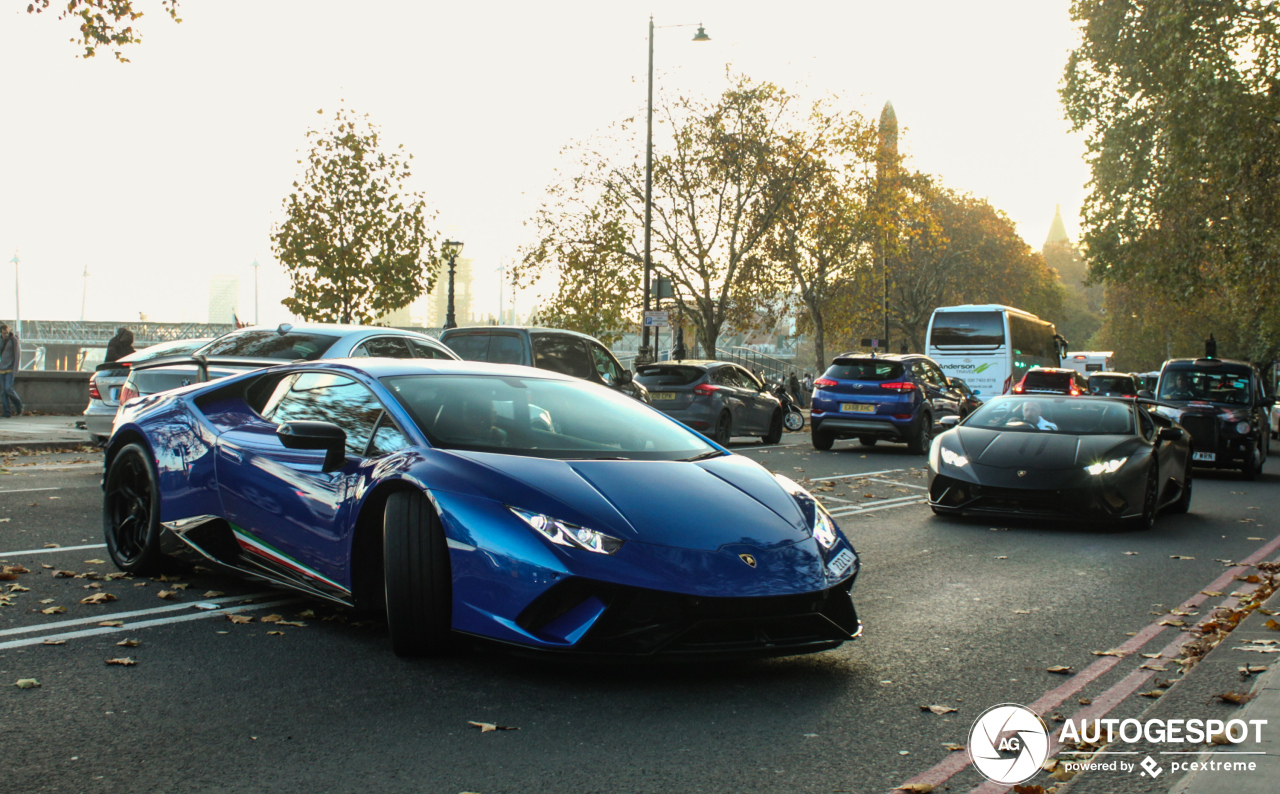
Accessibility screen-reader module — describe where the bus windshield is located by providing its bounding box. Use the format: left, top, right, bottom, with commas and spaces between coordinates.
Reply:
928, 311, 1005, 347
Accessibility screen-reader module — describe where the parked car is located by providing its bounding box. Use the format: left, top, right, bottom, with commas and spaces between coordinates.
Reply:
439, 326, 649, 403
809, 353, 964, 452
119, 323, 458, 407
1148, 356, 1273, 478
634, 361, 785, 444
1012, 367, 1088, 396
103, 357, 862, 659
1087, 372, 1139, 398
83, 337, 213, 442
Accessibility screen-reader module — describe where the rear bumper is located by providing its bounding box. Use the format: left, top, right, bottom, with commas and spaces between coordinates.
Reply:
83, 402, 117, 437
812, 414, 910, 440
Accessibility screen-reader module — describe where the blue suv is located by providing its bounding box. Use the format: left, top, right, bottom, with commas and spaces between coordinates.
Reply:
810, 354, 963, 453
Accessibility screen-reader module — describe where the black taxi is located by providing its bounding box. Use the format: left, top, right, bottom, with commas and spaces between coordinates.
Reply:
1146, 357, 1274, 479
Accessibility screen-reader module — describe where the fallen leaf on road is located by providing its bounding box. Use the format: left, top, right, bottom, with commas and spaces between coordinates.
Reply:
83, 559, 105, 565
995, 556, 1008, 560
116, 639, 139, 647
42, 544, 59, 549
1202, 591, 1224, 597
1140, 663, 1168, 671
468, 721, 518, 733
895, 785, 934, 793
1265, 619, 1280, 631
1138, 690, 1163, 698
1079, 697, 1092, 705
225, 614, 253, 624
1046, 665, 1073, 674
202, 591, 225, 598
171, 583, 189, 590
276, 620, 306, 627
297, 609, 316, 618
1159, 619, 1187, 627
1, 564, 29, 574
104, 658, 137, 666
156, 574, 182, 582
1170, 609, 1197, 616
14, 679, 40, 688
1216, 692, 1257, 705
1013, 786, 1048, 794
1091, 649, 1127, 657
41, 639, 65, 645
1248, 665, 1268, 673
920, 704, 958, 715
261, 614, 283, 623
156, 590, 177, 599
41, 606, 66, 615
1170, 555, 1195, 560
1248, 537, 1265, 541
8, 584, 30, 592
79, 593, 116, 605
267, 630, 284, 636
98, 620, 123, 627
1123, 551, 1139, 556
944, 743, 965, 751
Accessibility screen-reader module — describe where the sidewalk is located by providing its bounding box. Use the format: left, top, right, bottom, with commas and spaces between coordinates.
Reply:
0, 414, 97, 452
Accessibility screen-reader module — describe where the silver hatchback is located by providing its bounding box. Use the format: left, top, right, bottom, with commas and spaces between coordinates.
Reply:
635, 361, 783, 445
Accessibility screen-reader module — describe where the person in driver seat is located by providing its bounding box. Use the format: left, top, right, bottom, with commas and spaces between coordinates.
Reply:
459, 398, 509, 447
1021, 401, 1058, 430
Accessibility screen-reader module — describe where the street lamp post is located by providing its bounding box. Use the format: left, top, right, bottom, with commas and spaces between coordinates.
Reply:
639, 17, 709, 366
442, 240, 464, 330
251, 259, 260, 325
9, 251, 19, 339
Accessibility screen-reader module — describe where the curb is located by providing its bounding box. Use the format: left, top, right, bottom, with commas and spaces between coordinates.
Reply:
0, 440, 100, 454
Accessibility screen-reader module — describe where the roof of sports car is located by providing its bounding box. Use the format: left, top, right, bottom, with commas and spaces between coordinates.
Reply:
286, 357, 580, 381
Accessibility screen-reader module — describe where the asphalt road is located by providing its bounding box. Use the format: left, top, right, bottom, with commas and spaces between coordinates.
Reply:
2, 437, 1278, 794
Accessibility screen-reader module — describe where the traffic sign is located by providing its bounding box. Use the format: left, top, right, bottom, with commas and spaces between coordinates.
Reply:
643, 310, 670, 328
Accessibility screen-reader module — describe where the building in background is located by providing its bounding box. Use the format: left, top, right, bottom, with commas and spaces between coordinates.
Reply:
208, 276, 240, 324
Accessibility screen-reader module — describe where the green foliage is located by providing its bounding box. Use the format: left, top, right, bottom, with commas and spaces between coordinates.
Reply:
272, 105, 438, 325
1063, 0, 1280, 364
27, 0, 181, 61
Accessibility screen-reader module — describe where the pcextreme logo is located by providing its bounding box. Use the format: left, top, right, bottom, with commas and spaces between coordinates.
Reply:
968, 703, 1049, 785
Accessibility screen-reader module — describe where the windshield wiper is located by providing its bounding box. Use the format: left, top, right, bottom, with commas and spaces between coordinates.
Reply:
683, 450, 724, 462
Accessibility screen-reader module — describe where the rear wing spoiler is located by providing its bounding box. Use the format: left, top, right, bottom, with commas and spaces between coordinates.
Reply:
128, 354, 299, 384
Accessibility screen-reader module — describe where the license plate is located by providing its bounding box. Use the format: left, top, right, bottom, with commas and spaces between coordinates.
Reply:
840, 403, 875, 413
651, 392, 676, 401
1192, 452, 1216, 462
827, 548, 855, 578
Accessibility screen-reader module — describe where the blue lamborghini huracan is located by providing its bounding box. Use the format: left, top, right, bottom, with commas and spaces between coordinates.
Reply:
102, 358, 861, 658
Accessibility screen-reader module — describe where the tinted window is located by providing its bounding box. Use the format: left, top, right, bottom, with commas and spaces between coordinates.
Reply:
826, 359, 904, 381
929, 311, 1005, 347
407, 338, 455, 360
367, 414, 411, 457
382, 374, 714, 461
263, 372, 383, 456
532, 335, 594, 379
713, 367, 743, 387
353, 337, 413, 359
1088, 374, 1137, 394
588, 343, 622, 383
635, 365, 705, 386
737, 367, 763, 390
1158, 367, 1253, 404
441, 333, 491, 361
200, 330, 341, 361
488, 334, 525, 365
1022, 371, 1074, 390
967, 397, 1134, 435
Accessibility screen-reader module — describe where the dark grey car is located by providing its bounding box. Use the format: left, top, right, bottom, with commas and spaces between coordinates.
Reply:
635, 361, 784, 445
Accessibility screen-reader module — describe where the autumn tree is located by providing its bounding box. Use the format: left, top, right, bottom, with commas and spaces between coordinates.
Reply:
272, 105, 438, 324
1062, 0, 1280, 364
27, 0, 181, 61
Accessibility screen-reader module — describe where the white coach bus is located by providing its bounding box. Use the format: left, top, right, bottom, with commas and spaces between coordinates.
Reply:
924, 304, 1066, 401
1063, 351, 1115, 375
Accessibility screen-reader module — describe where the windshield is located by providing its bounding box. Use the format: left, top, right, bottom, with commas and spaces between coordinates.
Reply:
1088, 374, 1136, 394
1158, 368, 1251, 405
826, 359, 903, 381
198, 330, 342, 361
929, 311, 1005, 347
382, 374, 717, 460
966, 396, 1134, 435
635, 365, 705, 386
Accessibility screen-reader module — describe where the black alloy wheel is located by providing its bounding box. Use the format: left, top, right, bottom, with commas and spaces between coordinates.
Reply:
1128, 463, 1160, 530
103, 443, 167, 575
714, 412, 733, 446
384, 489, 453, 657
907, 413, 933, 455
762, 411, 784, 445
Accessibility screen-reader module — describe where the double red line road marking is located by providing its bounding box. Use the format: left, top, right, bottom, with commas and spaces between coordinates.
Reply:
895, 531, 1280, 794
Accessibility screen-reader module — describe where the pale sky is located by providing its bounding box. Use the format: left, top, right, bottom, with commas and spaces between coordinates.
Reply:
0, 1, 1088, 328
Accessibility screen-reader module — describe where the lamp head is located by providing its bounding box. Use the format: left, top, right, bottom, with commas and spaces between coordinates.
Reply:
442, 240, 464, 259
692, 24, 710, 42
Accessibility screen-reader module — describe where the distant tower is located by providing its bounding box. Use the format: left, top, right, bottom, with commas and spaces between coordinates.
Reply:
1045, 204, 1070, 246
876, 100, 898, 185
208, 275, 239, 324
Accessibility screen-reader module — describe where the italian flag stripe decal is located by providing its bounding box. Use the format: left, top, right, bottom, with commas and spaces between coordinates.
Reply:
231, 526, 350, 594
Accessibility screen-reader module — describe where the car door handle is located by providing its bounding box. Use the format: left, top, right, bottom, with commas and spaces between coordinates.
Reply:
220, 446, 243, 464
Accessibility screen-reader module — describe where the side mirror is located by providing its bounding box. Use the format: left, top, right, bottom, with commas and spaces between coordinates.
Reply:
938, 416, 961, 428
1157, 427, 1184, 442
1137, 390, 1154, 399
619, 369, 633, 385
277, 420, 347, 471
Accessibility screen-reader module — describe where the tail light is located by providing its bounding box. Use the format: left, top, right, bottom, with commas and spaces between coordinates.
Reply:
1012, 381, 1025, 394
1069, 386, 1081, 396
1003, 375, 1013, 394
88, 375, 101, 400
879, 382, 917, 392
693, 383, 721, 397
814, 378, 837, 388
119, 384, 140, 405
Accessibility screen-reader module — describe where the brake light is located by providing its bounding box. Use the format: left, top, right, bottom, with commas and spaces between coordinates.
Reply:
1012, 384, 1025, 394
119, 385, 139, 405
879, 381, 917, 392
1069, 387, 1081, 396
88, 375, 101, 400
1003, 375, 1013, 394
693, 383, 721, 397
814, 378, 837, 388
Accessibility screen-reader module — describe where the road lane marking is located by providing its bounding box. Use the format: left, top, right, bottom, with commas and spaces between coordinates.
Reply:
0, 487, 62, 494
810, 468, 913, 481
0, 592, 279, 637
0, 597, 302, 649
0, 542, 108, 557
830, 499, 927, 516
861, 476, 928, 491
895, 533, 1280, 793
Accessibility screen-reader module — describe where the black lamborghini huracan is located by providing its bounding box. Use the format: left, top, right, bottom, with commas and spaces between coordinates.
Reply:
927, 395, 1192, 528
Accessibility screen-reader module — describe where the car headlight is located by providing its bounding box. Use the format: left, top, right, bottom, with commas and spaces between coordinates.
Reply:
1085, 457, 1128, 476
773, 473, 838, 548
1236, 421, 1251, 434
508, 507, 624, 555
813, 507, 838, 549
940, 446, 969, 468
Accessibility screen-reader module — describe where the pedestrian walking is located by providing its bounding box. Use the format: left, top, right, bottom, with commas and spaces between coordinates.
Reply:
105, 327, 135, 363
0, 324, 24, 418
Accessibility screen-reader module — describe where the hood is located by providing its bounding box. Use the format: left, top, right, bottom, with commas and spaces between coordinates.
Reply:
440, 451, 808, 552
952, 427, 1133, 470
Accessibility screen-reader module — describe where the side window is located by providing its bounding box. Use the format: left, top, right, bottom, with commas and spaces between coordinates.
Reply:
589, 343, 622, 383
532, 335, 594, 380
926, 362, 948, 387
407, 338, 451, 360
263, 372, 383, 456
367, 414, 412, 457
712, 367, 738, 388
1137, 408, 1155, 441
356, 337, 413, 359
488, 334, 526, 365
441, 333, 490, 361
736, 367, 762, 391
912, 361, 938, 387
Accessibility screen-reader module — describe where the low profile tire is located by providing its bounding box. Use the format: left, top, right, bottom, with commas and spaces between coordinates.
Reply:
714, 411, 733, 446
812, 429, 834, 451
1171, 459, 1193, 514
859, 436, 879, 447
762, 411, 783, 445
103, 443, 168, 575
384, 490, 453, 657
783, 409, 805, 432
906, 413, 933, 455
1127, 463, 1160, 530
